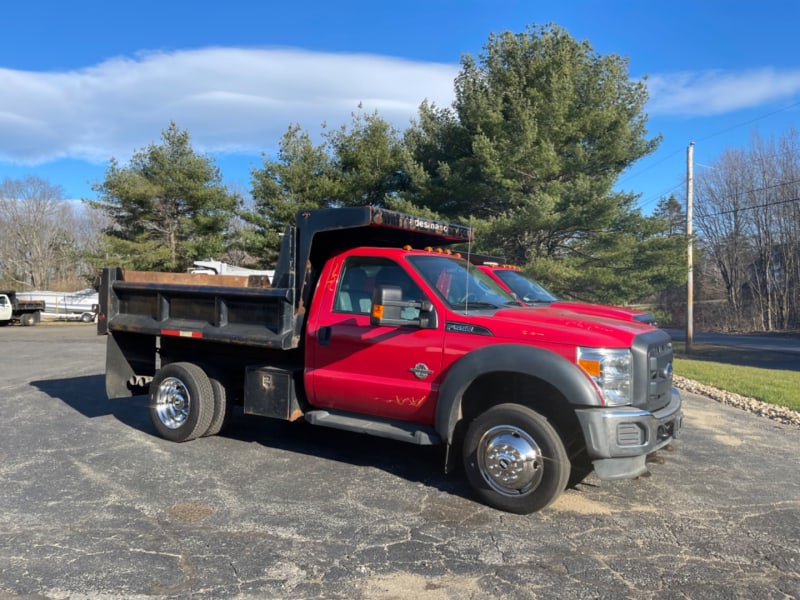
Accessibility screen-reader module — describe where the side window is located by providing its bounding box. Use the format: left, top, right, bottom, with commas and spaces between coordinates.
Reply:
334, 263, 373, 314
333, 257, 427, 319
374, 266, 422, 301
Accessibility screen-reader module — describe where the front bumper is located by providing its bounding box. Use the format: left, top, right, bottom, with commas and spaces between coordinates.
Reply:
574, 387, 683, 480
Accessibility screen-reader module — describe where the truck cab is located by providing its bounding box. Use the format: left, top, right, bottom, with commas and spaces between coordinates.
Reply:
0, 294, 12, 323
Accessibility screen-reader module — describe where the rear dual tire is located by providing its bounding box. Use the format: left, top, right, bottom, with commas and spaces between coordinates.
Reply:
205, 372, 232, 437
149, 362, 214, 442
149, 362, 232, 442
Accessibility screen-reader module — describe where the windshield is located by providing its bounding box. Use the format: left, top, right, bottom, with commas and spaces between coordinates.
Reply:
494, 270, 559, 303
407, 255, 518, 311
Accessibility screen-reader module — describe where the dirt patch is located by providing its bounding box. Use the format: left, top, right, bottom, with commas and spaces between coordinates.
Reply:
167, 502, 214, 522
361, 573, 482, 599
551, 491, 612, 515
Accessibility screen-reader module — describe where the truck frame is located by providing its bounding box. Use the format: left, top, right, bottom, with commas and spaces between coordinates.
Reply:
98, 206, 681, 513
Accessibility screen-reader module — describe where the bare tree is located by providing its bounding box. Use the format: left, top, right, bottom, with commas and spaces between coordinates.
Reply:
0, 176, 91, 290
695, 149, 753, 329
694, 129, 800, 332
772, 130, 800, 330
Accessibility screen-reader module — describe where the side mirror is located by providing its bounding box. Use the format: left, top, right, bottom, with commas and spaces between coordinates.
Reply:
370, 285, 437, 329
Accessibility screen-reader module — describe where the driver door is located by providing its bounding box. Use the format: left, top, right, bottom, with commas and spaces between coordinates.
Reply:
307, 256, 445, 424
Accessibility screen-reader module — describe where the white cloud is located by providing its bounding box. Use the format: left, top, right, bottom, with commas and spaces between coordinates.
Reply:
646, 68, 800, 116
0, 47, 459, 165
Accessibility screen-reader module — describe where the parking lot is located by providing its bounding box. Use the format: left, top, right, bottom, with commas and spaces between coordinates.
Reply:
1, 324, 798, 599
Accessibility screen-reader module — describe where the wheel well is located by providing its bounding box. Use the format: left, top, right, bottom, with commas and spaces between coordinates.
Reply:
459, 371, 583, 448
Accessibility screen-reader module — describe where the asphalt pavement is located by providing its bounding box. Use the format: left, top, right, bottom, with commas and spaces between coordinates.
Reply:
665, 328, 800, 357
1, 324, 798, 599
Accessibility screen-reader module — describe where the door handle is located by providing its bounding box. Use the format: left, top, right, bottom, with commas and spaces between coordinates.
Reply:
319, 326, 331, 346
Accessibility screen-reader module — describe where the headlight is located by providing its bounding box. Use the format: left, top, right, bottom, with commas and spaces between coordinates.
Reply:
577, 347, 632, 406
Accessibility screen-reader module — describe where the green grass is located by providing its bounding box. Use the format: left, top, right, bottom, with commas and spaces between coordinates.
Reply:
673, 342, 800, 411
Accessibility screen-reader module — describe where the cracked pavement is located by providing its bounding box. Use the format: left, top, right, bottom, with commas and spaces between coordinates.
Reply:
0, 325, 798, 599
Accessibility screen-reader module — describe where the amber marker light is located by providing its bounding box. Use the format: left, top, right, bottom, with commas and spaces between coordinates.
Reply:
578, 357, 602, 378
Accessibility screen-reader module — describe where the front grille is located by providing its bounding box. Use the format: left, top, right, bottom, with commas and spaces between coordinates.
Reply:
631, 329, 674, 411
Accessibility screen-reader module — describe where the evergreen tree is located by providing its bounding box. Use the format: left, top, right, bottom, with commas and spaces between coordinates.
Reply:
404, 23, 678, 302
654, 195, 686, 236
242, 110, 431, 264
326, 108, 411, 206
88, 122, 238, 271
239, 124, 339, 265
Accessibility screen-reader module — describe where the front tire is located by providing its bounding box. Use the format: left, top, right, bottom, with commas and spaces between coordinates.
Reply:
463, 404, 570, 514
149, 362, 214, 442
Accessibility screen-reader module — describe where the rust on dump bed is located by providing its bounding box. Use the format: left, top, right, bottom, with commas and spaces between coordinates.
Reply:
122, 271, 271, 288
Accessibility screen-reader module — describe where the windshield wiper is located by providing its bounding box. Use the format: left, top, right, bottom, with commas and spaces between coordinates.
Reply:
523, 298, 554, 305
453, 301, 500, 310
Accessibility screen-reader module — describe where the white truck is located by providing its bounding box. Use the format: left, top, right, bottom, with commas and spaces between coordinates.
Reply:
0, 291, 45, 326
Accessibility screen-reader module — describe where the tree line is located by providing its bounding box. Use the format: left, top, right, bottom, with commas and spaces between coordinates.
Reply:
1, 23, 796, 331
693, 129, 800, 331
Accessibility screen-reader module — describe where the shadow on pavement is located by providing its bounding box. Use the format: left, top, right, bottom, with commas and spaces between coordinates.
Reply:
32, 374, 152, 431
30, 374, 473, 505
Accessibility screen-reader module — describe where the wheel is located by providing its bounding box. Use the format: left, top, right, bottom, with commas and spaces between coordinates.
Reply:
20, 313, 36, 326
203, 372, 232, 437
149, 362, 214, 442
462, 404, 570, 514
80, 312, 94, 323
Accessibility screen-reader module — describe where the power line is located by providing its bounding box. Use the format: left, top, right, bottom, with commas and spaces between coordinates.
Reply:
638, 181, 685, 210
621, 97, 800, 189
697, 176, 800, 202
698, 195, 799, 218
695, 99, 800, 143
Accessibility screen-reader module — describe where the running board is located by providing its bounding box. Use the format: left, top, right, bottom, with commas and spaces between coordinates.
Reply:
304, 410, 441, 445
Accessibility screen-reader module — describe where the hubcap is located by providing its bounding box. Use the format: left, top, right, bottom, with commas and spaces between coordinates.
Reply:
478, 425, 543, 496
154, 377, 191, 429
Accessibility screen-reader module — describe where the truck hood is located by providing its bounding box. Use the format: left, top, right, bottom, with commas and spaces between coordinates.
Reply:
548, 301, 656, 325
461, 305, 650, 348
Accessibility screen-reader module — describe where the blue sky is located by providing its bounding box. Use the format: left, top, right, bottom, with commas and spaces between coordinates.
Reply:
1, 0, 799, 215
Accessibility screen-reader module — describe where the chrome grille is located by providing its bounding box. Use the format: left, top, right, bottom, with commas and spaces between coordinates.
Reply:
631, 329, 674, 411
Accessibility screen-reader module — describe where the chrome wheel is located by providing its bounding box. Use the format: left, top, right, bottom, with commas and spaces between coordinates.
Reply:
463, 403, 569, 514
477, 424, 544, 496
149, 362, 214, 442
154, 376, 191, 429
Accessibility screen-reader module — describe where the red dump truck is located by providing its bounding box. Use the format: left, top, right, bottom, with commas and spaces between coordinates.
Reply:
98, 206, 681, 513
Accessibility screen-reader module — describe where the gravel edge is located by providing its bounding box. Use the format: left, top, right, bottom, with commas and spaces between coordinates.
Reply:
674, 375, 800, 428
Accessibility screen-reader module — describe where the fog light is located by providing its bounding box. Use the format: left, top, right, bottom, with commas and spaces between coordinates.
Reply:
617, 423, 645, 446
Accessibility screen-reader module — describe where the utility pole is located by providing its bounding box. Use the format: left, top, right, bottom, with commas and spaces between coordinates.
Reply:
686, 142, 694, 354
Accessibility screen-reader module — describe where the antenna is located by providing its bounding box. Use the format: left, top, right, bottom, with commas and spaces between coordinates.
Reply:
464, 218, 474, 313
